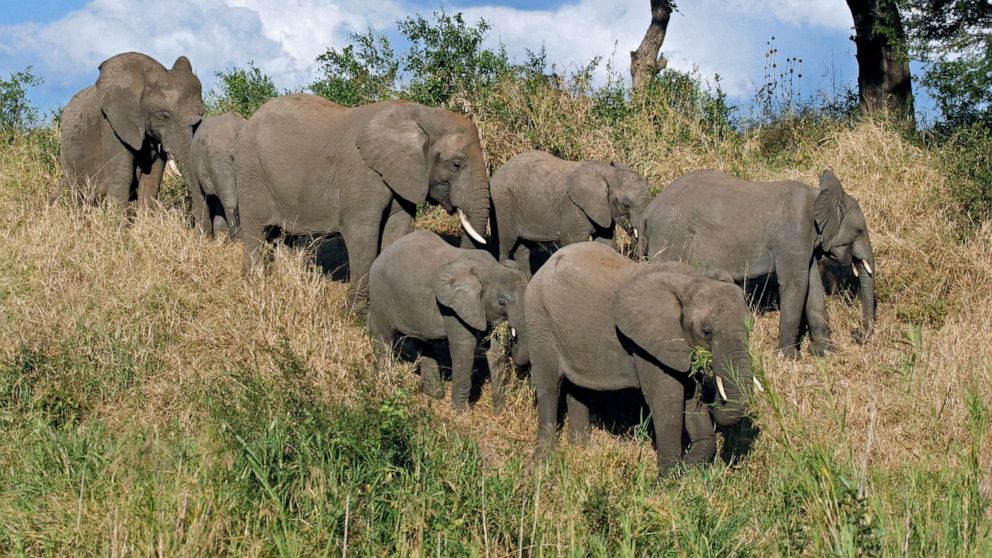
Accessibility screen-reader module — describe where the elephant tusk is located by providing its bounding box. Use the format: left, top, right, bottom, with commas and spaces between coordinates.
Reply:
633, 227, 639, 239
753, 377, 765, 393
852, 265, 859, 278
165, 157, 182, 178
511, 327, 517, 339
458, 209, 486, 245
863, 261, 873, 276
716, 376, 728, 401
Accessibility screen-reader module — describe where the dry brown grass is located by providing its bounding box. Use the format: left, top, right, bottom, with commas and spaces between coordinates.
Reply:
1, 99, 990, 553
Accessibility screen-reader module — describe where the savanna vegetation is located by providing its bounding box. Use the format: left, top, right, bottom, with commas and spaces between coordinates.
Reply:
1, 10, 991, 556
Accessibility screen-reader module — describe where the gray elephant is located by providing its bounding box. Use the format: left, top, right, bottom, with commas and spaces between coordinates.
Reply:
57, 52, 204, 206
525, 242, 758, 474
490, 150, 652, 274
187, 112, 244, 237
236, 94, 490, 297
368, 230, 528, 410
640, 169, 876, 358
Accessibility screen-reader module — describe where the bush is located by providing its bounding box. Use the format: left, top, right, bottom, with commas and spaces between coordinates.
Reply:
206, 62, 279, 118
0, 67, 42, 135
939, 123, 992, 228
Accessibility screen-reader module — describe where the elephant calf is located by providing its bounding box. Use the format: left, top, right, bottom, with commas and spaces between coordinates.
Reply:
369, 230, 529, 410
491, 150, 651, 275
525, 242, 758, 474
641, 169, 876, 358
188, 112, 245, 237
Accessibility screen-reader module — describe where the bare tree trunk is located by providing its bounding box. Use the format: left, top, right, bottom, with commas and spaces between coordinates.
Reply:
846, 0, 915, 126
630, 0, 674, 90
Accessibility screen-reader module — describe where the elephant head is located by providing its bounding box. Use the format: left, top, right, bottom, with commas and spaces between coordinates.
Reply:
96, 52, 204, 177
814, 170, 876, 337
613, 263, 756, 426
432, 256, 529, 365
358, 102, 490, 247
566, 161, 652, 242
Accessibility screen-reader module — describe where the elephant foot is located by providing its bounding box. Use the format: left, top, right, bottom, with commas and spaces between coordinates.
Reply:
776, 345, 800, 360
809, 340, 835, 357
491, 394, 505, 415
683, 439, 717, 465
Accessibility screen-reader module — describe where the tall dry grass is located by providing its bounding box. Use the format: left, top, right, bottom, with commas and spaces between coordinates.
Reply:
0, 78, 990, 555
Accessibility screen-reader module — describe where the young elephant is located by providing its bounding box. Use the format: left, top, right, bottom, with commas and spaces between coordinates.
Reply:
490, 150, 652, 274
188, 112, 245, 237
641, 169, 876, 358
369, 230, 529, 410
525, 242, 758, 474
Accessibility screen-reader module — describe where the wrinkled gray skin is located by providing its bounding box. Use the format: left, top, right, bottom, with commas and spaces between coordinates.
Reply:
188, 112, 244, 237
58, 52, 204, 206
491, 150, 652, 274
525, 242, 755, 474
236, 94, 491, 298
369, 230, 529, 411
641, 169, 876, 358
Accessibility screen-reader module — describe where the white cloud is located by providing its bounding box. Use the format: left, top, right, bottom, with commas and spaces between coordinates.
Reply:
0, 0, 854, 103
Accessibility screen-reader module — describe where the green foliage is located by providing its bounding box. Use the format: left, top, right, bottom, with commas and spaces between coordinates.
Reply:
903, 0, 992, 128
938, 123, 992, 226
206, 61, 279, 118
309, 11, 513, 108
0, 67, 42, 134
310, 29, 399, 106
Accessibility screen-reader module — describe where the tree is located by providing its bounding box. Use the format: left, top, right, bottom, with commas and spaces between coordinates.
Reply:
0, 67, 42, 133
207, 62, 278, 118
630, 0, 675, 90
845, 0, 915, 125
310, 29, 399, 106
902, 0, 992, 129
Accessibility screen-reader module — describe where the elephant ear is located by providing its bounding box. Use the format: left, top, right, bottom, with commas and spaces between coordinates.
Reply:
814, 169, 846, 251
433, 261, 487, 331
96, 53, 157, 151
613, 270, 692, 372
566, 163, 613, 229
357, 103, 429, 204
172, 56, 193, 73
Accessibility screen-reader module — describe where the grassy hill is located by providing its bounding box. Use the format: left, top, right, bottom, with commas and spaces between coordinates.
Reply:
0, 75, 990, 555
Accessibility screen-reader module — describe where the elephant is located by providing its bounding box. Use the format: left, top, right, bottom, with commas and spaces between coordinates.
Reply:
640, 169, 876, 358
187, 112, 244, 237
57, 52, 204, 206
235, 94, 491, 298
490, 150, 652, 274
368, 230, 528, 411
524, 241, 758, 474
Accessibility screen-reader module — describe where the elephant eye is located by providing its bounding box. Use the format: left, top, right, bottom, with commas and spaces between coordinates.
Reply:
450, 161, 463, 171
702, 325, 713, 338
157, 111, 172, 121
497, 296, 508, 307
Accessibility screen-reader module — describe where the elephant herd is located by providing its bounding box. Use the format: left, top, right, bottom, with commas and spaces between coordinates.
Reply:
55, 52, 877, 474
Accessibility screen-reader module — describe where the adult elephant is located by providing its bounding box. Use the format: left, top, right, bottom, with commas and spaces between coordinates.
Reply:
525, 242, 758, 474
57, 52, 204, 205
490, 150, 651, 274
188, 112, 244, 238
236, 94, 490, 296
641, 169, 876, 358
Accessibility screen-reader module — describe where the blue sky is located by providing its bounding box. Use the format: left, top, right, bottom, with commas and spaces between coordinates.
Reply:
0, 0, 932, 120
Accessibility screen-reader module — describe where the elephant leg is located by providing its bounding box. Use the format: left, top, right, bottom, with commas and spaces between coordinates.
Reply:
367, 308, 395, 359
485, 341, 507, 413
239, 199, 273, 271
592, 226, 617, 250
682, 380, 717, 464
775, 257, 811, 359
532, 351, 563, 460
635, 355, 685, 475
443, 313, 479, 411
343, 210, 388, 304
805, 259, 834, 356
380, 199, 415, 251
189, 184, 211, 236
566, 390, 592, 447
419, 348, 445, 400
137, 156, 165, 207
513, 243, 534, 277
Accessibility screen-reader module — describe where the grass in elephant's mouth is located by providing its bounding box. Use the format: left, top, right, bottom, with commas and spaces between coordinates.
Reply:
2, 114, 991, 555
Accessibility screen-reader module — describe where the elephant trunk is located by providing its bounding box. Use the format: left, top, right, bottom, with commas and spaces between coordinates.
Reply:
456, 169, 491, 248
710, 345, 754, 427
852, 236, 876, 340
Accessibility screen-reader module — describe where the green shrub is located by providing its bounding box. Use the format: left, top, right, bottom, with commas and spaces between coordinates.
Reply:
206, 62, 279, 118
